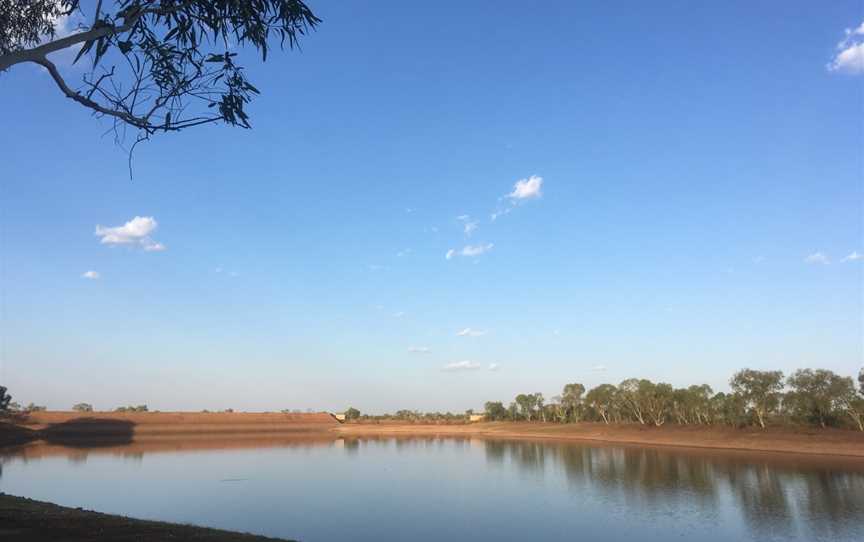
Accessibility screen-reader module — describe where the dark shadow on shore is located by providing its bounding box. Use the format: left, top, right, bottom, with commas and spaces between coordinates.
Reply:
0, 417, 136, 449
40, 418, 135, 448
0, 421, 37, 447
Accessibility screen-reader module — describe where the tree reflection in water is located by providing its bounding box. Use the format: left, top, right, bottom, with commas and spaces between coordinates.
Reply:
484, 439, 864, 541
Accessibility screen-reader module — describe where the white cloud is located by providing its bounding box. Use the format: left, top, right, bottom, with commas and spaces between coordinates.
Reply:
396, 249, 412, 257
81, 270, 100, 280
408, 346, 431, 354
828, 42, 864, 74
442, 360, 481, 372
393, 311, 406, 318
752, 256, 766, 264
804, 252, 830, 265
457, 328, 486, 337
828, 21, 864, 74
95, 216, 165, 251
507, 175, 543, 200
842, 251, 863, 262
446, 244, 494, 259
488, 363, 500, 371
368, 264, 387, 271
490, 174, 544, 220
592, 364, 607, 372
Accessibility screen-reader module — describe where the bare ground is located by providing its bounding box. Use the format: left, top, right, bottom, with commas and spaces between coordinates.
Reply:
0, 494, 293, 542
3, 412, 864, 459
335, 421, 864, 458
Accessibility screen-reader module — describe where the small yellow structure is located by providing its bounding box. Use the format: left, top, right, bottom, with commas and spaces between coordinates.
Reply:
468, 414, 485, 423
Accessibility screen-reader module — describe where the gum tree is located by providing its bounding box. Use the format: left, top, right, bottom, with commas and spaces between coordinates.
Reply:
0, 386, 11, 412
785, 369, 852, 428
0, 1, 319, 139
729, 369, 784, 429
560, 383, 586, 422
585, 384, 617, 424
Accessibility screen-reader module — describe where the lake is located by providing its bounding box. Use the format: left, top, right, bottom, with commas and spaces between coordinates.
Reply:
1, 436, 862, 542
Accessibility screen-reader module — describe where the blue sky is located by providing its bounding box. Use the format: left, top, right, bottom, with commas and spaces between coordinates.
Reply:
1, 1, 862, 412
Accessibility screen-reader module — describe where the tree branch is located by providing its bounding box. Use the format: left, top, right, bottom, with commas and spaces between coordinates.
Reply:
34, 56, 147, 127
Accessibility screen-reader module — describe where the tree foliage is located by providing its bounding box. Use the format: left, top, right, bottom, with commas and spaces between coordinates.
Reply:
72, 402, 94, 412
115, 404, 148, 412
0, 385, 11, 412
785, 369, 854, 428
344, 407, 360, 420
466, 368, 862, 431
484, 401, 508, 421
0, 0, 320, 140
729, 369, 784, 429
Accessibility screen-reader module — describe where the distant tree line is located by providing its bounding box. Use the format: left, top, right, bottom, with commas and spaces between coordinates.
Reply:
114, 405, 149, 413
345, 408, 470, 424
482, 368, 864, 431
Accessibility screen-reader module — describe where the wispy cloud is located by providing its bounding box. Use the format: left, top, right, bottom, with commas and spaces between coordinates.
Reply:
81, 270, 100, 280
752, 256, 766, 264
842, 251, 863, 262
368, 264, 387, 272
592, 364, 607, 373
215, 266, 239, 277
143, 240, 166, 252
457, 215, 479, 237
804, 252, 830, 265
488, 363, 500, 371
828, 21, 864, 74
457, 328, 487, 337
442, 360, 481, 372
490, 207, 512, 221
446, 243, 494, 259
408, 346, 431, 354
95, 216, 166, 251
393, 311, 406, 318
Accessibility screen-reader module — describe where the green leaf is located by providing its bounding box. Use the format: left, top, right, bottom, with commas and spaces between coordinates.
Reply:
73, 40, 94, 65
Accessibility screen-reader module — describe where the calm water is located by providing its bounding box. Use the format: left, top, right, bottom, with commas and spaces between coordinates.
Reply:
1, 436, 863, 542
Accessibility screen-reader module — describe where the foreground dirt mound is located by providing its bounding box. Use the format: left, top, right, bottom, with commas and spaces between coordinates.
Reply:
0, 494, 294, 542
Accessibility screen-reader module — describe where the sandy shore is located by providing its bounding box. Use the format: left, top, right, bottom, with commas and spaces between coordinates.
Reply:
335, 421, 864, 458
2, 412, 864, 458
0, 494, 293, 542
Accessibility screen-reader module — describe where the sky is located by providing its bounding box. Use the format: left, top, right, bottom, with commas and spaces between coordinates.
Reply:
1, 1, 862, 413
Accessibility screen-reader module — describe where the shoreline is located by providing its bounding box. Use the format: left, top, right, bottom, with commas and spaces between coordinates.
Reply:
335, 421, 864, 459
0, 494, 293, 542
2, 412, 863, 459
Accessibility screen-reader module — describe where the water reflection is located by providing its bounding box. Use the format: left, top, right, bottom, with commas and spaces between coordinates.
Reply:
484, 439, 864, 541
1, 436, 862, 542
